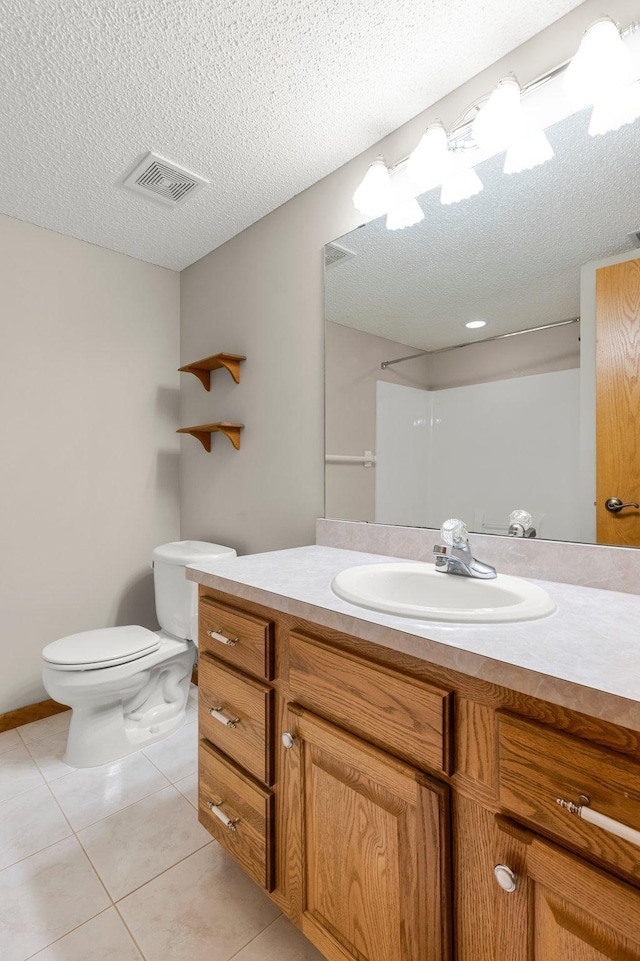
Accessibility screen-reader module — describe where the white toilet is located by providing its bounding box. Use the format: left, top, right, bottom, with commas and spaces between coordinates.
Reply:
42, 540, 236, 768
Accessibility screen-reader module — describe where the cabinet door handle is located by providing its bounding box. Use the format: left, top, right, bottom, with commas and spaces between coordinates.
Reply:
207, 799, 240, 832
493, 864, 517, 892
207, 629, 239, 647
557, 797, 640, 848
208, 706, 240, 729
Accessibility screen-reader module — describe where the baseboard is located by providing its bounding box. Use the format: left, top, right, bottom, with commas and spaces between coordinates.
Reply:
0, 698, 69, 734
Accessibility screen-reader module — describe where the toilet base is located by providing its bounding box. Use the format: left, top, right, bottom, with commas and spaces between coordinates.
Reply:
43, 635, 195, 769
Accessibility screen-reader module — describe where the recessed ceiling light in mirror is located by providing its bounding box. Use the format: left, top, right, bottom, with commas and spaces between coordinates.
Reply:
466, 320, 487, 329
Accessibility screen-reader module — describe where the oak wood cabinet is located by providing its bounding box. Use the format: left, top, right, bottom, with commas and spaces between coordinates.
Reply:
196, 586, 640, 961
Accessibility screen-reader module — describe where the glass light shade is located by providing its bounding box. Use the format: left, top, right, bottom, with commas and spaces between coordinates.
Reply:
386, 198, 424, 230
564, 18, 638, 109
386, 166, 424, 230
510, 509, 533, 529
504, 128, 554, 174
406, 122, 452, 193
353, 157, 392, 217
588, 81, 640, 135
473, 77, 525, 153
440, 153, 483, 205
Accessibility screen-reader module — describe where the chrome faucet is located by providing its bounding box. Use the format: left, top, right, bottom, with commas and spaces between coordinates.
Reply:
433, 518, 497, 579
508, 509, 536, 538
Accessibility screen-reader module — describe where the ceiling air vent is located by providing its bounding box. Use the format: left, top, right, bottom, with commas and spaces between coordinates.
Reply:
324, 242, 356, 269
122, 152, 208, 207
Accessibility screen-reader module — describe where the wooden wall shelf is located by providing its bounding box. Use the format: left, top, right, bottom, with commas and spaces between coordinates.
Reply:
177, 422, 244, 452
179, 353, 246, 391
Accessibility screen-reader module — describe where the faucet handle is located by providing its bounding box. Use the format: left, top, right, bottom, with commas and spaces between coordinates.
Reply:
509, 509, 532, 529
440, 518, 469, 548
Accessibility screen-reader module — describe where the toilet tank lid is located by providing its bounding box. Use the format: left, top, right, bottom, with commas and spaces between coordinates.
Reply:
152, 540, 237, 566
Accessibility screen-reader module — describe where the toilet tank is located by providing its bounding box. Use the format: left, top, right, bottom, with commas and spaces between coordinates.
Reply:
152, 541, 237, 641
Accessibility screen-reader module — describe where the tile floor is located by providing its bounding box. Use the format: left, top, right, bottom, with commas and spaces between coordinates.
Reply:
0, 686, 325, 961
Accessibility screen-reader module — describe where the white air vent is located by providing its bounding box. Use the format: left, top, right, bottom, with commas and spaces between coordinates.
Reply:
122, 152, 208, 207
324, 242, 357, 269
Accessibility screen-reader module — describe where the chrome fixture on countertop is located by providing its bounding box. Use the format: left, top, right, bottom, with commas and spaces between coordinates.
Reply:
433, 518, 497, 579
508, 509, 537, 538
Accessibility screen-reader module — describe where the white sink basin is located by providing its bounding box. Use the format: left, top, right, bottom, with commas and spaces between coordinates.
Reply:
331, 562, 557, 623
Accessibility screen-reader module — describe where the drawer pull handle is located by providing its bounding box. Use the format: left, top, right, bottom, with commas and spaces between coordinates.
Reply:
493, 864, 517, 893
557, 797, 640, 849
207, 799, 240, 832
208, 706, 240, 729
207, 629, 239, 647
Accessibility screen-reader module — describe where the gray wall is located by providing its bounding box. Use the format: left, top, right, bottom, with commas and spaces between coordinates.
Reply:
0, 215, 180, 712
180, 0, 635, 556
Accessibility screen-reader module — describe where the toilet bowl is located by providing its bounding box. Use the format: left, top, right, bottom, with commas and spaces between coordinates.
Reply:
42, 541, 236, 768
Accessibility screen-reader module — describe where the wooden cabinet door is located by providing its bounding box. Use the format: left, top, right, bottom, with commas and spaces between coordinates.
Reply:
283, 705, 450, 961
495, 818, 640, 961
596, 257, 640, 545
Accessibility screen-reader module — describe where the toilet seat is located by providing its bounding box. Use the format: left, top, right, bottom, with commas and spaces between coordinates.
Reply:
43, 625, 161, 671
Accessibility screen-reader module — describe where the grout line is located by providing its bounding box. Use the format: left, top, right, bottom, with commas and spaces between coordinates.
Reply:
225, 913, 285, 961
112, 839, 215, 904
22, 907, 115, 961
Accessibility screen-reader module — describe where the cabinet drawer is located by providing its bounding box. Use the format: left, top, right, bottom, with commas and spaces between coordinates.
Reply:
289, 632, 453, 775
198, 739, 274, 891
497, 712, 640, 880
199, 655, 274, 785
199, 596, 274, 681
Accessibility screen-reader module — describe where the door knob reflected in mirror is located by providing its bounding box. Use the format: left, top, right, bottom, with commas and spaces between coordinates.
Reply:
605, 498, 640, 514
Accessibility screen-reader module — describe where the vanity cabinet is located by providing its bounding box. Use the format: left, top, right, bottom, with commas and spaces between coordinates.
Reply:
195, 586, 640, 961
494, 818, 640, 960
283, 704, 450, 961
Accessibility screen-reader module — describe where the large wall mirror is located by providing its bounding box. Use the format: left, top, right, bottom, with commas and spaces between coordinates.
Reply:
324, 106, 640, 547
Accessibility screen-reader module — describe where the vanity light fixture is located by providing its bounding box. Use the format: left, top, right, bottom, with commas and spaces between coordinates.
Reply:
352, 156, 392, 217
406, 122, 452, 193
473, 76, 554, 174
564, 17, 640, 136
440, 152, 483, 205
352, 15, 640, 227
386, 166, 425, 230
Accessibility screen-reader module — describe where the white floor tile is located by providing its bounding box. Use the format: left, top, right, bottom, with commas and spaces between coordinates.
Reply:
49, 752, 170, 831
174, 772, 198, 808
0, 782, 71, 871
27, 730, 78, 782
0, 835, 110, 961
118, 843, 280, 961
0, 728, 22, 754
18, 710, 71, 744
142, 718, 198, 782
0, 742, 45, 802
231, 915, 326, 961
28, 908, 144, 961
78, 785, 211, 900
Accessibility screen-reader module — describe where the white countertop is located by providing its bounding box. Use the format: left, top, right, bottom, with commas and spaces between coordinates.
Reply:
187, 545, 640, 732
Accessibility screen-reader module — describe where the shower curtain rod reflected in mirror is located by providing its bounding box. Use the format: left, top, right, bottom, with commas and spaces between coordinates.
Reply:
380, 316, 580, 369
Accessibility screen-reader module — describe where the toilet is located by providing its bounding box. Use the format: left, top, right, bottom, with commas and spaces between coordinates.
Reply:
42, 540, 236, 768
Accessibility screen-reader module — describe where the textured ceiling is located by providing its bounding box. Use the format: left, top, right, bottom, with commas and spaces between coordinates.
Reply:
0, 0, 584, 270
325, 110, 640, 350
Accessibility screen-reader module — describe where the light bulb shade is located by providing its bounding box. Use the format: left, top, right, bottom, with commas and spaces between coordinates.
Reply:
564, 18, 638, 109
588, 81, 640, 135
386, 166, 424, 230
386, 198, 425, 230
406, 122, 452, 192
473, 77, 525, 153
440, 153, 483, 205
353, 158, 392, 217
504, 129, 554, 174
